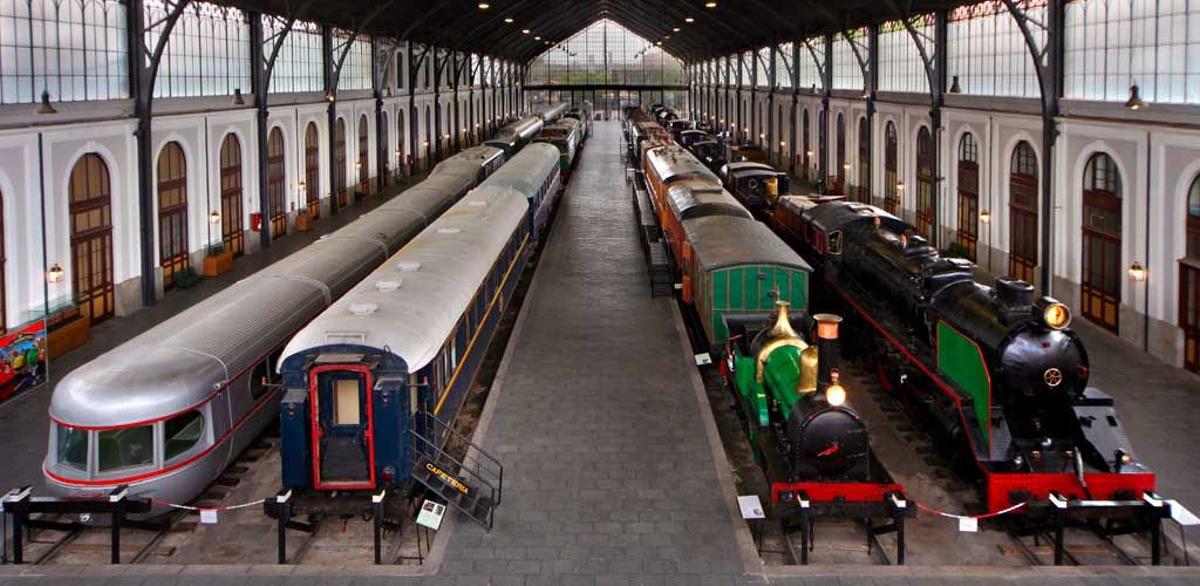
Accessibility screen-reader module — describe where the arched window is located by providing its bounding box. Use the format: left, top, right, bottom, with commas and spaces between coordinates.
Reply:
157, 142, 188, 290
802, 109, 810, 181
268, 128, 286, 236
1181, 174, 1200, 371
1009, 142, 1039, 283
884, 121, 899, 214
856, 118, 870, 203
218, 134, 244, 257
1081, 152, 1123, 332
835, 112, 846, 193
357, 114, 369, 194
304, 122, 320, 217
915, 127, 934, 239
956, 133, 979, 260
69, 154, 115, 323
335, 118, 347, 207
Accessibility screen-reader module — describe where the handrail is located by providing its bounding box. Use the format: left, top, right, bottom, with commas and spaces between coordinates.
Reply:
414, 411, 504, 504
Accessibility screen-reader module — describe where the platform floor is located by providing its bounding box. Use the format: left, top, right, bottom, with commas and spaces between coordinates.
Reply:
425, 121, 753, 582
5, 124, 1200, 584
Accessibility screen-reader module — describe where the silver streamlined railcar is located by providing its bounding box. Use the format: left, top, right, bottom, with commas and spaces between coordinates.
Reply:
479, 143, 561, 244
485, 116, 544, 157
42, 146, 506, 515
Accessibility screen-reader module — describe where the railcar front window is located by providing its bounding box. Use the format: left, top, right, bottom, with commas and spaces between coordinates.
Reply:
56, 425, 89, 471
164, 410, 205, 461
98, 425, 154, 472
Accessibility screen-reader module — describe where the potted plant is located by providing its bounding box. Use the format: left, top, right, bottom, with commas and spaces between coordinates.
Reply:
202, 243, 234, 277
296, 207, 313, 232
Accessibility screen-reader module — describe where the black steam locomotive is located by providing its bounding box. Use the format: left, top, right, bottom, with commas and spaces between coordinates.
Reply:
770, 197, 1155, 512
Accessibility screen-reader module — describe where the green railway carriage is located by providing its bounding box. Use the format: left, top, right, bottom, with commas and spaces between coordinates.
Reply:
682, 215, 812, 345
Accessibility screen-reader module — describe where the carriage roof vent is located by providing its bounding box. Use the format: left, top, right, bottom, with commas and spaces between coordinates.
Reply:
375, 279, 401, 292
350, 302, 379, 316
397, 260, 421, 272
437, 227, 462, 234
468, 200, 488, 207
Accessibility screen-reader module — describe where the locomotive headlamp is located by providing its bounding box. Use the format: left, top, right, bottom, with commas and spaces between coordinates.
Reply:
824, 383, 847, 407
1042, 302, 1071, 330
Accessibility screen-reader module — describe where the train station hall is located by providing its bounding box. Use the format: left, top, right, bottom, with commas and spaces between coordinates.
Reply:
3, 0, 1200, 584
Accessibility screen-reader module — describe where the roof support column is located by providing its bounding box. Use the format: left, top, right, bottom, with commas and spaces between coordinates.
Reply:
931, 9, 948, 248
767, 45, 777, 165
820, 33, 832, 187
790, 42, 800, 177
323, 26, 340, 215
433, 49, 443, 163
867, 24, 879, 202
249, 11, 272, 249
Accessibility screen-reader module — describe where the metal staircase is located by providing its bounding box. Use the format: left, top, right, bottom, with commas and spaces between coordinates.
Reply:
409, 411, 503, 531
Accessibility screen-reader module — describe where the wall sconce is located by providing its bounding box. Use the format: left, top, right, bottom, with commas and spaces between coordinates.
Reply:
209, 210, 221, 225
843, 163, 851, 170
779, 141, 787, 147
355, 161, 363, 170
297, 180, 306, 194
232, 88, 245, 105
423, 140, 430, 147
47, 263, 64, 284
395, 149, 402, 158
325, 91, 335, 103
979, 209, 991, 223
37, 90, 57, 115
897, 181, 906, 192
806, 150, 814, 157
1125, 84, 1146, 110
1129, 261, 1147, 282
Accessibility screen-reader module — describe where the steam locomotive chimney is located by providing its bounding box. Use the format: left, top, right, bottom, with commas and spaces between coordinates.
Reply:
813, 314, 843, 390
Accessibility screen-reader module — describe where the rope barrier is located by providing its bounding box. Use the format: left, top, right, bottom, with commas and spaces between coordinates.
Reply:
912, 499, 1027, 520
151, 497, 266, 513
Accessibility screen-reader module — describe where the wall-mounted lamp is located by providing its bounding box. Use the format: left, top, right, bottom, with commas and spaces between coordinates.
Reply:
209, 210, 221, 225
897, 181, 906, 192
325, 91, 335, 103
47, 263, 64, 284
779, 141, 787, 147
979, 209, 991, 223
1125, 84, 1146, 110
843, 163, 851, 170
297, 180, 306, 193
1129, 261, 1147, 282
37, 90, 57, 115
806, 150, 814, 157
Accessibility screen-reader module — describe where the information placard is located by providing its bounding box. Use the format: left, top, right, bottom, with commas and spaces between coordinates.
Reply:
416, 499, 447, 531
737, 495, 765, 520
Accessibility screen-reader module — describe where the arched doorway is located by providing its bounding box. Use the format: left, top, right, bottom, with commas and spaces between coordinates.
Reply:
1009, 141, 1039, 283
835, 112, 846, 193
1081, 152, 1123, 332
884, 121, 898, 214
157, 142, 188, 290
956, 133, 979, 260
396, 113, 406, 179
856, 118, 870, 203
69, 154, 115, 323
802, 109, 810, 181
335, 118, 348, 207
218, 134, 244, 257
304, 122, 320, 218
268, 127, 286, 237
424, 106, 432, 168
1180, 174, 1200, 371
357, 114, 369, 195
381, 111, 390, 187
915, 127, 934, 239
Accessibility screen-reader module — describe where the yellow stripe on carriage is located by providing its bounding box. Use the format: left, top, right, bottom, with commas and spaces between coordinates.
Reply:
433, 234, 530, 415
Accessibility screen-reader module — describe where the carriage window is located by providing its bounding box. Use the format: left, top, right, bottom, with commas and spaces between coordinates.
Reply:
829, 231, 844, 255
333, 379, 361, 425
56, 425, 89, 471
164, 410, 205, 461
98, 425, 154, 472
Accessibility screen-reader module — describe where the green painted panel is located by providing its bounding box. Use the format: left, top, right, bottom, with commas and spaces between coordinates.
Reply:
936, 321, 991, 443
713, 271, 728, 309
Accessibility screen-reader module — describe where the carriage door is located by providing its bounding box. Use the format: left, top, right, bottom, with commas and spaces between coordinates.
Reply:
310, 364, 375, 489
1081, 153, 1122, 332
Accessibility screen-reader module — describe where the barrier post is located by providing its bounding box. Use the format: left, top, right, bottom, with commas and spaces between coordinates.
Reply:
4, 487, 32, 564
275, 490, 293, 564
109, 485, 129, 564
890, 492, 907, 565
373, 490, 387, 565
